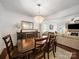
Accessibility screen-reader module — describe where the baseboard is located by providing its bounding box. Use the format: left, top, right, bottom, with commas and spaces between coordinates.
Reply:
57, 43, 79, 59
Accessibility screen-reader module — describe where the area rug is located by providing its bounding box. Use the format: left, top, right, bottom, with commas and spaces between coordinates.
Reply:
42, 47, 72, 59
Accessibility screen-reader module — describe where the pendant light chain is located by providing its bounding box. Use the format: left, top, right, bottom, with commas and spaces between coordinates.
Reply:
34, 0, 45, 23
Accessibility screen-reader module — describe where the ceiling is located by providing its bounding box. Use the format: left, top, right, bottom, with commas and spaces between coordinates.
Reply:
0, 0, 79, 18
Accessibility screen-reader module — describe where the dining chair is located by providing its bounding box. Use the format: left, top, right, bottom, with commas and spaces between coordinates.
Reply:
2, 34, 27, 59
33, 37, 48, 59
46, 32, 56, 59
34, 31, 40, 38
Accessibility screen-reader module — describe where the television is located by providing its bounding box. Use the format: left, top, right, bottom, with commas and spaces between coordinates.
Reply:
68, 23, 79, 29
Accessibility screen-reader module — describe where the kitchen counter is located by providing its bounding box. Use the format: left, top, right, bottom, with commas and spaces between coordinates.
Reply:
57, 34, 79, 50
59, 34, 79, 40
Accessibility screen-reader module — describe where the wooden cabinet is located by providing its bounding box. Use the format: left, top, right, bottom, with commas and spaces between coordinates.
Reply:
17, 32, 40, 40
17, 32, 26, 40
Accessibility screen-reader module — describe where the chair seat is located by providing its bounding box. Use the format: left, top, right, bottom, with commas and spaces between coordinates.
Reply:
12, 46, 33, 59
10, 46, 24, 59
34, 52, 44, 59
33, 37, 48, 59
33, 49, 45, 59
12, 52, 24, 59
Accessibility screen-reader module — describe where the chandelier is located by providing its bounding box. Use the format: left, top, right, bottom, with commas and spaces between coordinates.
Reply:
34, 4, 45, 23
34, 15, 44, 23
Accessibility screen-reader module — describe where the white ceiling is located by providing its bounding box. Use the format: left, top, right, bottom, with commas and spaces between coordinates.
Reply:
0, 0, 79, 18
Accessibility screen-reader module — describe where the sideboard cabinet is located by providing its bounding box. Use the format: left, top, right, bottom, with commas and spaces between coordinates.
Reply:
17, 32, 40, 40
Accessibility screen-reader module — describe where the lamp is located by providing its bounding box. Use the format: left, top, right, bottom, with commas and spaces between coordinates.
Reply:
34, 4, 45, 23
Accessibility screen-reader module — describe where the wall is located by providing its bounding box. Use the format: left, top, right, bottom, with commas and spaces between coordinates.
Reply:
0, 3, 34, 54
41, 20, 57, 33
56, 15, 79, 33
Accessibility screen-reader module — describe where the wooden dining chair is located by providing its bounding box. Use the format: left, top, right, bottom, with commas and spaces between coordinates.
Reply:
33, 37, 48, 59
34, 31, 40, 38
2, 34, 26, 59
46, 32, 56, 59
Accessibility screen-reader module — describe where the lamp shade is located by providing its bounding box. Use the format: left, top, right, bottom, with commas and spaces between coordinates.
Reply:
34, 16, 44, 23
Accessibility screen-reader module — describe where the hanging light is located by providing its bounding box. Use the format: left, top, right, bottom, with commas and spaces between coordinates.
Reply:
34, 3, 45, 23
34, 15, 44, 23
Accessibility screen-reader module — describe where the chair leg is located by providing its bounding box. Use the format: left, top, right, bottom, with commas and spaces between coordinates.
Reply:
54, 42, 57, 52
32, 54, 35, 59
44, 52, 45, 59
52, 45, 55, 58
20, 56, 25, 59
28, 54, 30, 59
47, 51, 49, 59
28, 54, 31, 59
53, 49, 55, 57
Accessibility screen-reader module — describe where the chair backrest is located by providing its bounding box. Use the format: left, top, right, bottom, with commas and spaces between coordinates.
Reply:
33, 30, 40, 38
34, 37, 48, 59
2, 34, 14, 59
42, 32, 48, 36
48, 32, 55, 44
34, 37, 48, 50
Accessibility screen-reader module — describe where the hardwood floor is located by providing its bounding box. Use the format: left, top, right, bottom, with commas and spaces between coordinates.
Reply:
3, 42, 78, 59
42, 47, 72, 59
55, 47, 72, 59
57, 43, 79, 59
5, 47, 72, 59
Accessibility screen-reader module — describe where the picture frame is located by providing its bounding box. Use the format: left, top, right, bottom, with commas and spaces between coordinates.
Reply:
21, 21, 34, 30
49, 24, 53, 30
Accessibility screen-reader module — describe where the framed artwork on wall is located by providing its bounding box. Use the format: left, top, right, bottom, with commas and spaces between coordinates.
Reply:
49, 24, 53, 30
21, 21, 34, 30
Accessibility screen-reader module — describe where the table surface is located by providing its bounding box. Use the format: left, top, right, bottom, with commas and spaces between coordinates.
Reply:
17, 36, 48, 53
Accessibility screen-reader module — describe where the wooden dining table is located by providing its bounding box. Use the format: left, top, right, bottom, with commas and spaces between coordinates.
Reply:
17, 36, 48, 53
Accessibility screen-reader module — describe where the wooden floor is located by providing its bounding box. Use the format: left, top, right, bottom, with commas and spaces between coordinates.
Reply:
41, 47, 72, 59
6, 47, 72, 59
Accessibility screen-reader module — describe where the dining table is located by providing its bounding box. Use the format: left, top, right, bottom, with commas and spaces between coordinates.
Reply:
17, 36, 48, 53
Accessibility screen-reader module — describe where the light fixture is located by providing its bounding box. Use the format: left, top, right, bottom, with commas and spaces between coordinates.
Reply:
34, 15, 44, 23
34, 3, 45, 23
